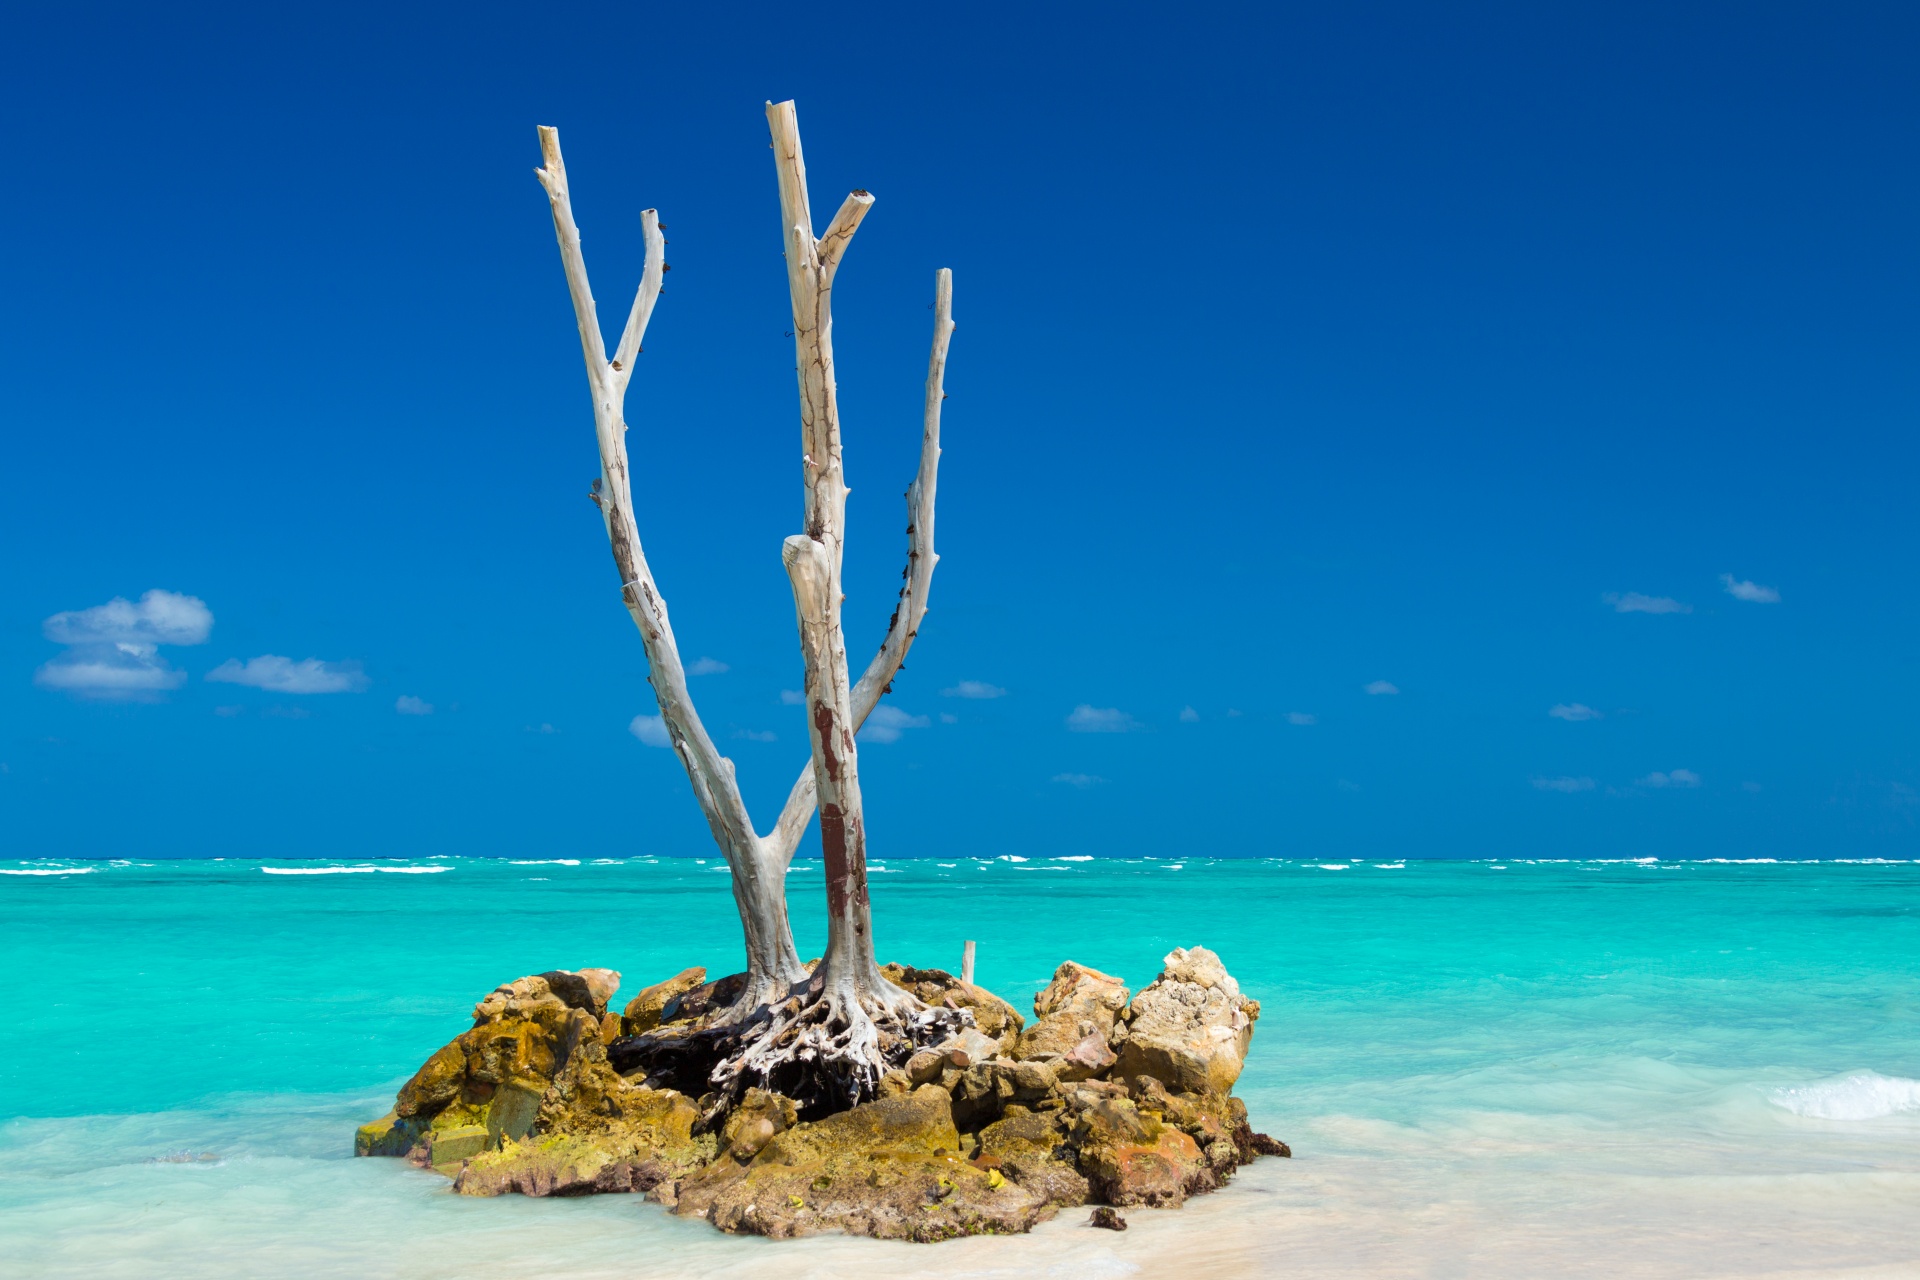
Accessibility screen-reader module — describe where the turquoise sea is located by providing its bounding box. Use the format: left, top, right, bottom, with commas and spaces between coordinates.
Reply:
3, 855, 1917, 1278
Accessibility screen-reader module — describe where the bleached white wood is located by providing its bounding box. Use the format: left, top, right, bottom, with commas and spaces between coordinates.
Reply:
535, 126, 805, 1004
765, 267, 954, 865
534, 114, 960, 1082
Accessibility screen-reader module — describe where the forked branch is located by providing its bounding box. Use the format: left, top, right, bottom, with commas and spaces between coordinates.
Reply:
766, 268, 955, 865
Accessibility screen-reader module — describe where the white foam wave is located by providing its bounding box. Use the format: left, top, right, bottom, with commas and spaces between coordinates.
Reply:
1, 867, 93, 876
1770, 1072, 1920, 1120
1052, 855, 1094, 862
998, 855, 1029, 863
1374, 862, 1406, 869
509, 859, 581, 866
1316, 863, 1349, 871
261, 865, 449, 876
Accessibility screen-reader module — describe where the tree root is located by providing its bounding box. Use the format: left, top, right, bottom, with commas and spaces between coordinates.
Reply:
709, 970, 968, 1117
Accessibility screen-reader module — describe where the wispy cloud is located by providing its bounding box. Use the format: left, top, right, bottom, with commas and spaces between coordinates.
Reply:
1604, 592, 1691, 615
1287, 712, 1318, 726
1067, 705, 1141, 733
779, 689, 807, 706
1532, 775, 1596, 792
1638, 768, 1702, 788
396, 695, 434, 716
859, 705, 930, 744
35, 588, 213, 700
1549, 703, 1602, 722
1052, 773, 1106, 788
208, 656, 368, 694
943, 680, 1007, 699
939, 712, 958, 724
1364, 680, 1399, 696
1720, 574, 1780, 604
687, 657, 729, 676
735, 728, 777, 742
1179, 706, 1200, 723
630, 714, 672, 748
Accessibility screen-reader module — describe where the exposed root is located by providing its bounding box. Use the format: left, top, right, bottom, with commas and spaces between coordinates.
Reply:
710, 969, 967, 1117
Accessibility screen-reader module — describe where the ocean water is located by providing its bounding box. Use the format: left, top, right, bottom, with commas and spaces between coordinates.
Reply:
3, 855, 1918, 1279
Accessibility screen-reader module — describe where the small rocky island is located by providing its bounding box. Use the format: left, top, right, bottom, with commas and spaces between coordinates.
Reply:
356, 947, 1288, 1241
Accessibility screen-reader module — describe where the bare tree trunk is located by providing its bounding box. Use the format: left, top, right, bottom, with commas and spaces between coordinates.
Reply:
706, 102, 964, 1110
535, 128, 805, 1007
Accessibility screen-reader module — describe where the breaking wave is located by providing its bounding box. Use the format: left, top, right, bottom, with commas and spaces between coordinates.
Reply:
1769, 1072, 1920, 1120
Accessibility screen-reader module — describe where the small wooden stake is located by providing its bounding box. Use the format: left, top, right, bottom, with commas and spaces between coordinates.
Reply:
961, 939, 976, 985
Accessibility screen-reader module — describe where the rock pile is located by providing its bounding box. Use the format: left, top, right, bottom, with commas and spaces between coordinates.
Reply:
355, 948, 1288, 1240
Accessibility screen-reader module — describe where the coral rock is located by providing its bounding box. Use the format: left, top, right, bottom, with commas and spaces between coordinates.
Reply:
1073, 1096, 1216, 1208
1016, 962, 1130, 1062
1112, 947, 1258, 1096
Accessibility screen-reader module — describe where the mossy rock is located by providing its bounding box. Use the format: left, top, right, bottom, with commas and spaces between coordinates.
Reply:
354, 1110, 425, 1158
674, 1084, 1055, 1240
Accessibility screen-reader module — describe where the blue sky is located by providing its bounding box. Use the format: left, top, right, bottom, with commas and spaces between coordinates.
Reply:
3, 2, 1916, 861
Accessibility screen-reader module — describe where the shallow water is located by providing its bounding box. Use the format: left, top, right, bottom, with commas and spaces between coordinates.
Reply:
3, 855, 1917, 1278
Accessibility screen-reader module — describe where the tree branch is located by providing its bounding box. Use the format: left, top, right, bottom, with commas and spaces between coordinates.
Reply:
534, 125, 759, 860
610, 209, 664, 392
767, 268, 955, 866
817, 191, 873, 285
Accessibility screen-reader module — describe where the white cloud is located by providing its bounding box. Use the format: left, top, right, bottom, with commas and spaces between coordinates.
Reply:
1604, 592, 1691, 615
396, 695, 434, 716
1549, 703, 1602, 722
207, 656, 368, 694
1532, 776, 1596, 792
859, 705, 930, 744
1364, 680, 1399, 696
1720, 574, 1780, 604
43, 589, 213, 647
939, 712, 958, 724
1638, 768, 1702, 789
630, 714, 672, 748
36, 589, 213, 700
779, 689, 807, 705
736, 728, 777, 742
1066, 705, 1141, 733
1179, 706, 1200, 723
214, 705, 244, 717
36, 650, 186, 698
1287, 712, 1318, 726
1052, 773, 1106, 788
687, 657, 729, 675
943, 680, 1007, 699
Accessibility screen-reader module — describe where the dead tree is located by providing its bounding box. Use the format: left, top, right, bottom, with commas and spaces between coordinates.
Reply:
533, 104, 957, 1092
